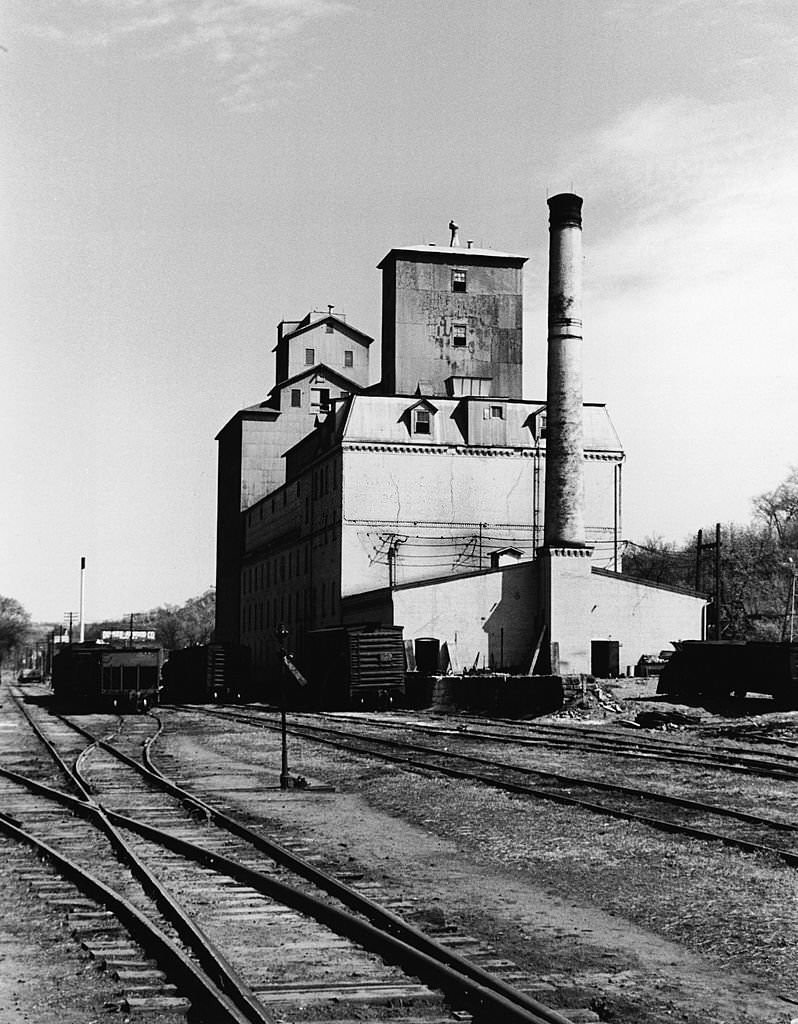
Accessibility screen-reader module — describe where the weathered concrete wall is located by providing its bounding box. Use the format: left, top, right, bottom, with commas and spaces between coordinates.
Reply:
588, 568, 705, 674
389, 560, 541, 674
406, 672, 566, 715
340, 446, 539, 598
381, 254, 524, 398
541, 548, 594, 675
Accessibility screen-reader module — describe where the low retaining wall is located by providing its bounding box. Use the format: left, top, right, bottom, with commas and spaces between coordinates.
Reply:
405, 672, 590, 716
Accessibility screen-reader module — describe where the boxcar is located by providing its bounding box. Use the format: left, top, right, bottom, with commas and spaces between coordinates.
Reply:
52, 644, 162, 711
295, 625, 406, 709
161, 643, 252, 704
657, 639, 798, 706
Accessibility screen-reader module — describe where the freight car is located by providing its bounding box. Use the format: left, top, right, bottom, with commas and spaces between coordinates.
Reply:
656, 639, 798, 706
52, 644, 162, 711
161, 643, 252, 704
291, 625, 406, 709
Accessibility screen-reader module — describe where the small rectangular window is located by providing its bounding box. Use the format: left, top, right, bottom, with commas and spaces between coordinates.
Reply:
490, 405, 504, 419
344, 350, 353, 367
305, 348, 315, 365
453, 325, 467, 347
291, 389, 301, 407
414, 409, 431, 435
452, 269, 467, 293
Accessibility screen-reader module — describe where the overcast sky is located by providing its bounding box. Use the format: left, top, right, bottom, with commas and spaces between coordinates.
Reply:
2, 0, 797, 623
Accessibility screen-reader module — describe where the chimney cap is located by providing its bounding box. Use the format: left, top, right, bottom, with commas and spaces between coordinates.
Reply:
548, 193, 583, 229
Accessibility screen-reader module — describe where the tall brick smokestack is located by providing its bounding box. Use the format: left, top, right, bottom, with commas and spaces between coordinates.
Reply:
543, 193, 586, 549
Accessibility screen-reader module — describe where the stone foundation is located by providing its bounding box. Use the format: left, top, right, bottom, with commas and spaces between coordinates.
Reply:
405, 671, 593, 716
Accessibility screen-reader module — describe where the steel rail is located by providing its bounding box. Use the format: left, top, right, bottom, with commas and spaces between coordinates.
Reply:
196, 709, 798, 833
104, 806, 571, 1024
47, 709, 578, 1024
0, 757, 570, 1024
0, 806, 255, 1024
440, 711, 798, 769
4, 688, 280, 1024
217, 713, 798, 868
304, 709, 798, 780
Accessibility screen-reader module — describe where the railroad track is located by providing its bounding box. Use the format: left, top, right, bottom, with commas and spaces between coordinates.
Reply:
1, 681, 597, 1024
189, 705, 798, 869
326, 709, 798, 780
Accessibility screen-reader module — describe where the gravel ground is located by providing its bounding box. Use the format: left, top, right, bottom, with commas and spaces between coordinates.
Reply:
0, 844, 128, 1024
163, 686, 798, 1024
4, 675, 798, 1024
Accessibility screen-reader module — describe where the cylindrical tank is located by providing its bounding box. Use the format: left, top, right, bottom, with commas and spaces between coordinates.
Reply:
414, 638, 440, 674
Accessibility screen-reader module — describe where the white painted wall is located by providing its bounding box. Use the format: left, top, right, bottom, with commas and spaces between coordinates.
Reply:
587, 569, 705, 673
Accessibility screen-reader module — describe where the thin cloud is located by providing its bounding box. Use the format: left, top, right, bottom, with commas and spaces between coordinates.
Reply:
22, 0, 352, 109
558, 94, 798, 298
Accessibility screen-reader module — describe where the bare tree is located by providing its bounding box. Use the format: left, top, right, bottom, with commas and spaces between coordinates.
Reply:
753, 466, 798, 546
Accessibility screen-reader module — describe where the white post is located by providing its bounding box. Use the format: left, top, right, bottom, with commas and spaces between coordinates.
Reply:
79, 557, 86, 643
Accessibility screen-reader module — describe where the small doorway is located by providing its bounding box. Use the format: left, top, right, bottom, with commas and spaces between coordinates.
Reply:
591, 640, 620, 678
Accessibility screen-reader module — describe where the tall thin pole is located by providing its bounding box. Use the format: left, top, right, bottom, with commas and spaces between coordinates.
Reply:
277, 624, 290, 790
695, 529, 703, 592
714, 523, 721, 640
613, 463, 619, 572
79, 557, 86, 643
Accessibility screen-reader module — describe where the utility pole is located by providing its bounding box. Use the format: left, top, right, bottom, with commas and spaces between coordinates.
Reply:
695, 524, 722, 640
695, 529, 703, 592
782, 559, 797, 643
714, 522, 721, 641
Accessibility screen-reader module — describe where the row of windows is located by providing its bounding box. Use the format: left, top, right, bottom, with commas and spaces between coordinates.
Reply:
248, 461, 340, 528
243, 526, 339, 595
304, 348, 354, 367
241, 582, 337, 633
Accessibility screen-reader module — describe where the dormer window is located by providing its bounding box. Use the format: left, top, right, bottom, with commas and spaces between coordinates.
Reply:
413, 409, 431, 434
452, 269, 467, 293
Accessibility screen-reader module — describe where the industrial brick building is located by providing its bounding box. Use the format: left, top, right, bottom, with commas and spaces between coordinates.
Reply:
215, 199, 705, 683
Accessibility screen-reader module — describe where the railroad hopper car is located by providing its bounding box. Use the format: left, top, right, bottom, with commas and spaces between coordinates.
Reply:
294, 625, 406, 709
161, 643, 252, 704
656, 639, 798, 705
52, 644, 162, 711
